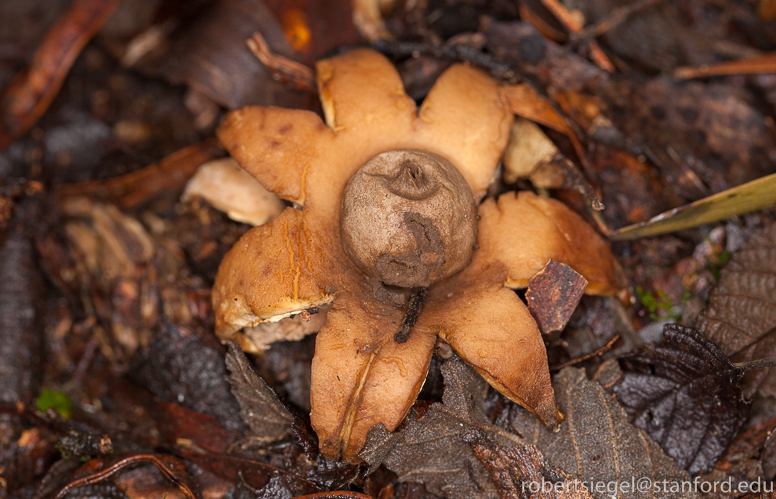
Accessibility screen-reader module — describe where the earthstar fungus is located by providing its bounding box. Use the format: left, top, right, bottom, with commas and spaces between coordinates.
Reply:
214, 49, 619, 462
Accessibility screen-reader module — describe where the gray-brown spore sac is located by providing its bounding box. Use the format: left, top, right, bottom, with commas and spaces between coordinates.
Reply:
340, 149, 477, 289
375, 212, 444, 289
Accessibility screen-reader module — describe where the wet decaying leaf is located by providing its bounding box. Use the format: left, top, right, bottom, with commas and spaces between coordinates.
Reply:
701, 415, 776, 497
130, 321, 245, 433
526, 260, 588, 336
510, 367, 696, 499
695, 221, 776, 398
360, 355, 503, 499
361, 355, 587, 499
224, 341, 294, 442
466, 431, 592, 499
614, 324, 749, 475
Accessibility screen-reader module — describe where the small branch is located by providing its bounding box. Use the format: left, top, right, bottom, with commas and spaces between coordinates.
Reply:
394, 287, 428, 344
537, 0, 615, 72
550, 335, 620, 371
246, 32, 316, 93
570, 0, 666, 44
733, 358, 776, 372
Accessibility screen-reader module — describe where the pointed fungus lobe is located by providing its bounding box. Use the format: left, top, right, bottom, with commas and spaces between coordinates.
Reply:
311, 291, 436, 462
476, 191, 619, 295
417, 264, 559, 430
212, 207, 338, 351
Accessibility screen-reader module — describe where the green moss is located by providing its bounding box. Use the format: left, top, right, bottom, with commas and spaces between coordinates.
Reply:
636, 287, 687, 322
36, 388, 72, 418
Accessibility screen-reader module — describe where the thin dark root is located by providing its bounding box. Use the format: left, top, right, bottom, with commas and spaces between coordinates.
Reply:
394, 287, 429, 344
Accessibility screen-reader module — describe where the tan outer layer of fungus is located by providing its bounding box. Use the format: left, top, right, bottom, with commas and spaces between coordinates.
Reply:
212, 207, 339, 351
416, 262, 558, 427
311, 292, 436, 460
476, 191, 619, 295
214, 48, 619, 462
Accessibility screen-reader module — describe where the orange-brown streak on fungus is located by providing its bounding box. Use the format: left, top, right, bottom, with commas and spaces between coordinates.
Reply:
297, 152, 311, 206
300, 212, 325, 292
282, 217, 301, 300
339, 349, 378, 458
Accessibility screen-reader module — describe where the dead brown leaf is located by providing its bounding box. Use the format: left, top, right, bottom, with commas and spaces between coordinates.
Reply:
695, 221, 776, 398
510, 367, 697, 499
614, 325, 750, 475
467, 431, 593, 498
225, 342, 294, 442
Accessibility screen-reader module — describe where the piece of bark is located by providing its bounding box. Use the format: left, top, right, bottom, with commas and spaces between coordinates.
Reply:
526, 259, 588, 336
59, 140, 222, 210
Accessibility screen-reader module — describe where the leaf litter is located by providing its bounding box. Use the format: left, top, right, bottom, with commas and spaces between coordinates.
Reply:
614, 324, 750, 475
225, 341, 294, 442
510, 367, 697, 499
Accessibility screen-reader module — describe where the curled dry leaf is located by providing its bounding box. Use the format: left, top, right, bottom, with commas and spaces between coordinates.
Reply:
510, 367, 698, 499
182, 157, 284, 226
695, 221, 776, 398
615, 324, 749, 475
214, 48, 621, 461
225, 342, 293, 442
503, 118, 603, 210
